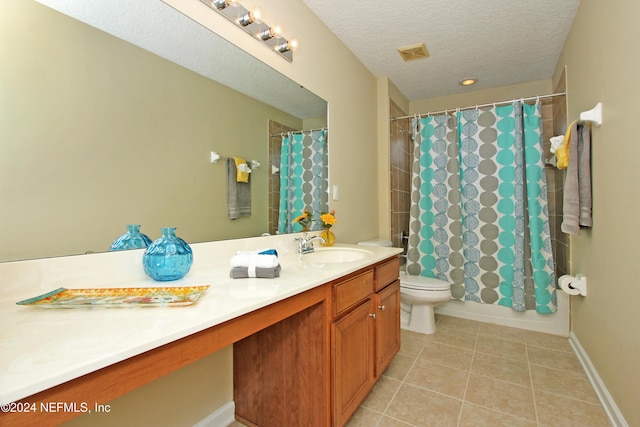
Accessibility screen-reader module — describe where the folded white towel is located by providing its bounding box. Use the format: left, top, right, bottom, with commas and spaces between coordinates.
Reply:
549, 135, 564, 153
230, 252, 279, 269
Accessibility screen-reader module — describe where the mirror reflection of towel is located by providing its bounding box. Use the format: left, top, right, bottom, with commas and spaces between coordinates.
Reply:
227, 158, 251, 219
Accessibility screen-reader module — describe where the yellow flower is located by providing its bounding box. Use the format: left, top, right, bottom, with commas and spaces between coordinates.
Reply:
293, 212, 308, 223
320, 211, 337, 228
293, 210, 312, 227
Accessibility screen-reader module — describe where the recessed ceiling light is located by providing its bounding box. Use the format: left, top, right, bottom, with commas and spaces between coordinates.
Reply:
460, 78, 477, 86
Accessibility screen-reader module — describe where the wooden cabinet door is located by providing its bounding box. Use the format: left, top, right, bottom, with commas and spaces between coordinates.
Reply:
332, 299, 375, 427
375, 280, 400, 377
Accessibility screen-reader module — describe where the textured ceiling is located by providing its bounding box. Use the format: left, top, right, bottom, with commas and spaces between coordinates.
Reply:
303, 0, 580, 100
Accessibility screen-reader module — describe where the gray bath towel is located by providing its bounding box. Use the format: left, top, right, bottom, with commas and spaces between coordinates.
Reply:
227, 158, 251, 219
230, 265, 281, 279
578, 124, 592, 227
561, 122, 592, 234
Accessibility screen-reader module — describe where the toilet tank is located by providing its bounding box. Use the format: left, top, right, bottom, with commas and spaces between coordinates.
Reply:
357, 238, 393, 247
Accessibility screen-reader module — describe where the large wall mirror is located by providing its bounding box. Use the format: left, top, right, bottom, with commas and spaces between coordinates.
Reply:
0, 0, 328, 262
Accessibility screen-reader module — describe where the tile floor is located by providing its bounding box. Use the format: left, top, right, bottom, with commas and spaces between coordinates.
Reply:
229, 315, 611, 427
347, 315, 611, 427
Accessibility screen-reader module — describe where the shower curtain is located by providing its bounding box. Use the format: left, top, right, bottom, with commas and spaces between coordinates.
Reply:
406, 101, 557, 313
277, 129, 328, 233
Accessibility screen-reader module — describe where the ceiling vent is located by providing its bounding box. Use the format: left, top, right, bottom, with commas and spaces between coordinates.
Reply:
397, 42, 429, 62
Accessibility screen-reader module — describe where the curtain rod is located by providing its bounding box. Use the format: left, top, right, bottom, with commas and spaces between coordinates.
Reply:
269, 126, 327, 137
391, 92, 566, 122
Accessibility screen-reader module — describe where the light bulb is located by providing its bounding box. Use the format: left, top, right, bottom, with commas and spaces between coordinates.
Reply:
212, 0, 236, 9
271, 24, 283, 37
239, 7, 264, 26
251, 7, 264, 24
258, 24, 283, 40
276, 39, 298, 53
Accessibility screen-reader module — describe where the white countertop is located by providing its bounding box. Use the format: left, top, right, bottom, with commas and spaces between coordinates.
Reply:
0, 234, 402, 404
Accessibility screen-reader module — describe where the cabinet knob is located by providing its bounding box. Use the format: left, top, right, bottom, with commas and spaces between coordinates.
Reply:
378, 305, 385, 311
368, 313, 376, 319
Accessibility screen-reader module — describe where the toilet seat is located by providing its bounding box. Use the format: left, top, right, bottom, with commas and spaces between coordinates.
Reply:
400, 273, 450, 291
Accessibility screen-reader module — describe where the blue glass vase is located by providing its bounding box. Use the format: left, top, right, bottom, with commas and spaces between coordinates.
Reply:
142, 227, 193, 281
110, 224, 153, 251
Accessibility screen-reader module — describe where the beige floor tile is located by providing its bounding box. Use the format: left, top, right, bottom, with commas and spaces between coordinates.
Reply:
235, 315, 608, 427
419, 340, 474, 371
471, 351, 532, 386
465, 374, 536, 421
386, 384, 462, 427
383, 353, 416, 381
530, 365, 600, 404
361, 376, 402, 413
458, 402, 537, 427
527, 344, 584, 374
399, 329, 426, 357
425, 325, 477, 350
478, 322, 526, 344
345, 406, 383, 427
377, 415, 416, 426
405, 359, 469, 399
524, 330, 572, 352
535, 390, 610, 427
437, 315, 481, 334
475, 335, 528, 362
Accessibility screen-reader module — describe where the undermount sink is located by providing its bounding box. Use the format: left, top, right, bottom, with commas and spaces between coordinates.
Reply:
302, 247, 373, 264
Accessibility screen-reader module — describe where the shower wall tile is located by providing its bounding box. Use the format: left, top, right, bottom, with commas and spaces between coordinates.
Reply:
390, 100, 411, 256
552, 73, 570, 276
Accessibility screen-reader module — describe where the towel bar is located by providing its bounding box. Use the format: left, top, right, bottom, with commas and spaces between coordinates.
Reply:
579, 103, 602, 127
210, 151, 260, 169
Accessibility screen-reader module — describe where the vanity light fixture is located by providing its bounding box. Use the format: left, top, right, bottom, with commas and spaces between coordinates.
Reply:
238, 7, 264, 26
460, 77, 478, 86
276, 39, 298, 53
200, 0, 297, 62
212, 0, 237, 9
258, 25, 282, 41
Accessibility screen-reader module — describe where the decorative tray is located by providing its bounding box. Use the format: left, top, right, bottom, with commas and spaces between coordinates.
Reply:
16, 285, 210, 308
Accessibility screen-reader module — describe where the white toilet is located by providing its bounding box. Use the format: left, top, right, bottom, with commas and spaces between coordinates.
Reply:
358, 239, 452, 334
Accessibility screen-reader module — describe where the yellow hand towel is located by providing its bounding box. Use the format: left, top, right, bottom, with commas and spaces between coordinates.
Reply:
234, 157, 250, 183
555, 120, 577, 170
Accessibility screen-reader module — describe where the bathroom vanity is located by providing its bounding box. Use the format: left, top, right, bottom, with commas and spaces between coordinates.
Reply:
0, 235, 402, 426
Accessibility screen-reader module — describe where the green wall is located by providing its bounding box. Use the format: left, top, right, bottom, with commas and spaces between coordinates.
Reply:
0, 0, 302, 261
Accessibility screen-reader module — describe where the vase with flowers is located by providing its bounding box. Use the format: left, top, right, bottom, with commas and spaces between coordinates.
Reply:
293, 210, 312, 232
319, 210, 337, 247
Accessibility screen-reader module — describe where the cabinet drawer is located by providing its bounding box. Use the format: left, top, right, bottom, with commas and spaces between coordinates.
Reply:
334, 270, 374, 317
374, 257, 400, 292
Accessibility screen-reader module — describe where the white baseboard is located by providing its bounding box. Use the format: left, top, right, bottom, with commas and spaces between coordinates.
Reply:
193, 401, 236, 427
569, 332, 629, 427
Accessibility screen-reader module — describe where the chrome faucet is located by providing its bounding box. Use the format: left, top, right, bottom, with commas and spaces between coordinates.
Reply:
294, 233, 326, 255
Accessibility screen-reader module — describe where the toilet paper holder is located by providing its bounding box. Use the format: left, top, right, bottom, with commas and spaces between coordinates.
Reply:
558, 274, 587, 296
